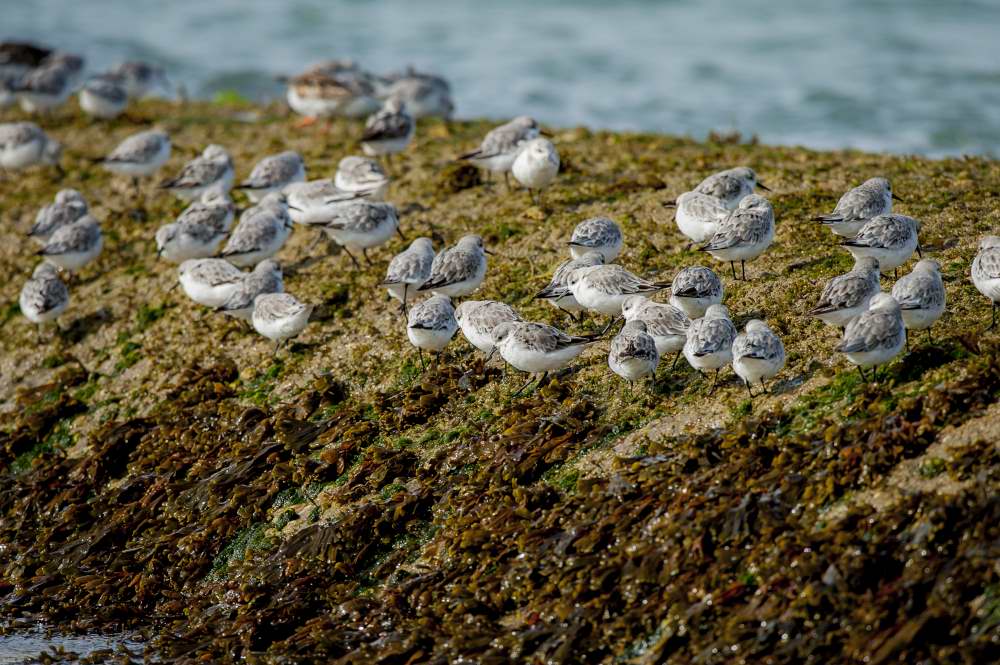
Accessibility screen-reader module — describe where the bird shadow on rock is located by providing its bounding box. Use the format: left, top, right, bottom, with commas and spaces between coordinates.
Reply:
61, 307, 113, 345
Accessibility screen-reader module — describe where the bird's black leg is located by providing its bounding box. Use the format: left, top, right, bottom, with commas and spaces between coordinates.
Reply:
761, 379, 768, 394
504, 172, 511, 191
709, 369, 720, 394
744, 379, 754, 398
512, 374, 536, 397
363, 248, 374, 266
396, 226, 407, 241
989, 302, 998, 331
401, 284, 408, 318
925, 327, 932, 345
343, 247, 361, 269
905, 332, 910, 352
741, 260, 747, 281
856, 365, 867, 382
917, 245, 923, 259
418, 348, 426, 371
730, 262, 737, 280
671, 351, 681, 372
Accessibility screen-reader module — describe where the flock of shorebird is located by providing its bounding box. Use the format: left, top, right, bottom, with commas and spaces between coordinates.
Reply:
4, 43, 1000, 398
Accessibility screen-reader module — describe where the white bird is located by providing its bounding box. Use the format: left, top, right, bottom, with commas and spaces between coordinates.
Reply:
252, 292, 312, 354
683, 304, 737, 392
0, 122, 61, 171
220, 193, 293, 267
160, 144, 234, 201
568, 217, 623, 262
454, 300, 522, 355
809, 256, 882, 329
891, 259, 946, 345
156, 191, 234, 263
335, 156, 390, 200
533, 251, 605, 320
458, 116, 540, 186
78, 74, 128, 120
407, 294, 458, 367
567, 264, 670, 318
699, 194, 775, 281
178, 258, 245, 308
284, 179, 365, 226
972, 235, 1000, 330
109, 61, 172, 100
13, 62, 74, 113
491, 320, 598, 395
694, 166, 770, 209
669, 191, 730, 244
813, 177, 899, 238
317, 201, 400, 267
841, 214, 921, 277
19, 262, 69, 340
511, 137, 559, 203
418, 235, 492, 298
285, 62, 381, 120
361, 97, 414, 159
383, 237, 435, 312
37, 215, 103, 274
608, 320, 660, 387
237, 151, 306, 203
621, 295, 690, 371
732, 319, 786, 397
380, 68, 453, 119
28, 189, 87, 244
669, 266, 724, 319
99, 129, 171, 185
217, 260, 284, 321
836, 293, 905, 382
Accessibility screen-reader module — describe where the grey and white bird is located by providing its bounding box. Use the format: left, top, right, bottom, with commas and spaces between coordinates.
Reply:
491, 320, 598, 395
37, 215, 103, 273
891, 259, 946, 345
361, 97, 414, 158
511, 137, 559, 203
284, 179, 365, 226
458, 116, 540, 184
335, 156, 390, 200
669, 265, 724, 319
418, 235, 492, 298
567, 264, 670, 318
100, 129, 171, 183
407, 294, 458, 366
28, 189, 87, 244
813, 177, 899, 238
379, 71, 453, 119
78, 74, 127, 119
454, 299, 523, 355
160, 144, 234, 201
383, 237, 435, 312
683, 304, 737, 392
836, 293, 905, 382
216, 260, 284, 321
533, 251, 605, 320
568, 217, 623, 262
252, 292, 312, 354
14, 62, 74, 113
156, 190, 235, 263
317, 201, 400, 267
972, 235, 1000, 330
220, 193, 293, 267
809, 256, 881, 329
609, 320, 660, 386
694, 167, 770, 209
19, 262, 69, 340
841, 214, 921, 276
237, 151, 306, 203
669, 191, 730, 244
109, 61, 172, 99
0, 122, 61, 171
621, 295, 690, 371
40, 52, 85, 88
732, 320, 785, 397
699, 194, 775, 280
178, 258, 245, 308
285, 61, 381, 119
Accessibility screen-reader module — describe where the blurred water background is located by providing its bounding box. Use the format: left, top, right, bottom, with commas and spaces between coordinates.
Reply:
6, 0, 1000, 154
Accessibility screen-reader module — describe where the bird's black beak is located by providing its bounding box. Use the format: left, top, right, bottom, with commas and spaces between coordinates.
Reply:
539, 130, 553, 138
288, 204, 303, 212
892, 193, 904, 202
485, 348, 496, 363
484, 248, 496, 256
662, 199, 677, 208
757, 182, 772, 192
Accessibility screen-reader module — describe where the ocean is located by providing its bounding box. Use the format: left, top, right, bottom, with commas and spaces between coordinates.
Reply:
5, 0, 1000, 156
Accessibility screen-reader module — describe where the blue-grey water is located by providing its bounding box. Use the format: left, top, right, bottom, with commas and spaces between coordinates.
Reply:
0, 625, 145, 663
5, 0, 1000, 155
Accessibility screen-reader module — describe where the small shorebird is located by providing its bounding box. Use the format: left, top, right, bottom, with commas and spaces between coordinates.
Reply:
813, 177, 900, 238
694, 166, 770, 210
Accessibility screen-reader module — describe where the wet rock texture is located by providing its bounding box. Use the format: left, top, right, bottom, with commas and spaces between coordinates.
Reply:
1, 101, 999, 663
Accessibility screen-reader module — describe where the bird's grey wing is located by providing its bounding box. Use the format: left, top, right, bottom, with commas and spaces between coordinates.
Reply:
814, 273, 871, 312
840, 312, 901, 353
163, 157, 225, 188
422, 250, 476, 289
107, 133, 162, 163
975, 249, 1000, 281
362, 111, 411, 142
245, 155, 299, 187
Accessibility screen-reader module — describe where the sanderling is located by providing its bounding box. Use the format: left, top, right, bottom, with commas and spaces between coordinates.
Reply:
454, 300, 523, 355
109, 61, 171, 99
79, 74, 127, 120
491, 320, 598, 394
335, 156, 390, 200
732, 319, 785, 397
512, 137, 559, 204
813, 177, 899, 238
317, 201, 400, 267
668, 191, 729, 244
237, 151, 306, 203
285, 179, 363, 226
568, 217, 623, 262
418, 235, 492, 298
699, 194, 775, 280
220, 193, 293, 267
252, 292, 312, 354
42, 52, 85, 88
836, 293, 905, 381
809, 256, 881, 329
380, 71, 453, 119
407, 294, 458, 367
19, 262, 69, 340
609, 320, 660, 387
972, 235, 1000, 330
37, 215, 103, 274
458, 116, 540, 185
286, 62, 381, 120
0, 122, 61, 171
533, 251, 605, 320
383, 237, 435, 312
361, 97, 414, 160
0, 41, 51, 77
891, 259, 946, 345
13, 62, 74, 113
567, 264, 670, 318
669, 265, 723, 319
178, 258, 245, 308
28, 189, 87, 244
695, 167, 770, 209
156, 191, 234, 263
100, 129, 171, 185
160, 144, 234, 201
683, 304, 737, 392
217, 259, 284, 321
841, 214, 921, 277
621, 295, 690, 370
